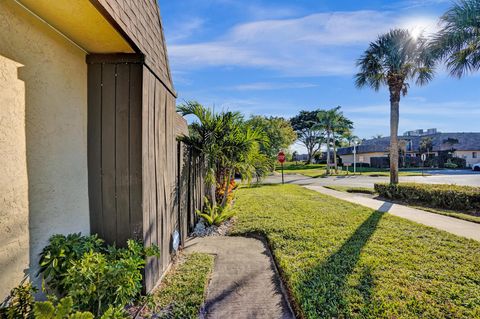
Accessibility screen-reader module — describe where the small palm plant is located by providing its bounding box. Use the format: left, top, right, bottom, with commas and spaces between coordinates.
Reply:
196, 197, 235, 227
178, 101, 266, 209
430, 0, 480, 77
355, 29, 435, 184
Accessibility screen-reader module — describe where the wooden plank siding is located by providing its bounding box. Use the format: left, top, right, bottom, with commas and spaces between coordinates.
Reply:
87, 54, 205, 292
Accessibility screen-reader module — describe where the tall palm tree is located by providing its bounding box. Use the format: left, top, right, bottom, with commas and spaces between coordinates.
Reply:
316, 106, 353, 174
355, 29, 435, 184
430, 0, 480, 78
343, 131, 360, 147
316, 108, 337, 175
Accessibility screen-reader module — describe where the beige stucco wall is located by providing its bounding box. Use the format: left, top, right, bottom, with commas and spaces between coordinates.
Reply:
455, 151, 480, 167
0, 1, 90, 299
340, 152, 387, 165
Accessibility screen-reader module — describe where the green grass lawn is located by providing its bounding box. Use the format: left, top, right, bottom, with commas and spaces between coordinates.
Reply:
150, 253, 214, 319
278, 162, 426, 177
324, 185, 377, 195
324, 185, 480, 224
231, 184, 480, 319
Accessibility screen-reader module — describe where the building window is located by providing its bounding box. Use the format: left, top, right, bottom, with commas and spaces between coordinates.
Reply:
473, 152, 477, 159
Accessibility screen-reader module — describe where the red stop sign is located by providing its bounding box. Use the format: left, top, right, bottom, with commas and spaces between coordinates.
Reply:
277, 151, 286, 163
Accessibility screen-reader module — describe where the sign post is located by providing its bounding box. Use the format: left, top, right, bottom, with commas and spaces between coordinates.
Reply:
421, 153, 427, 177
277, 151, 286, 184
353, 145, 357, 174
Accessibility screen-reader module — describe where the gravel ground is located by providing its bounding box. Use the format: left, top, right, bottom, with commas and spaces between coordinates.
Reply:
191, 218, 236, 237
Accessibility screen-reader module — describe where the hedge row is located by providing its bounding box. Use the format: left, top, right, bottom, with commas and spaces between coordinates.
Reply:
374, 183, 480, 212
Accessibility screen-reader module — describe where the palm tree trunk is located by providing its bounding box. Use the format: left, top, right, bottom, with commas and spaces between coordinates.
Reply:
326, 131, 331, 174
333, 133, 338, 174
221, 168, 234, 207
390, 99, 400, 184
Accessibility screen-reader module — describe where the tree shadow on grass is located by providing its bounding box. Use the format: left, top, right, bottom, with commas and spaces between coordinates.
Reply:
298, 211, 384, 318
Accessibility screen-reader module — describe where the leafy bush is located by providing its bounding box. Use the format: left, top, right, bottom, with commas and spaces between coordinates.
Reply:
196, 197, 235, 226
449, 157, 466, 168
1, 282, 37, 319
375, 183, 480, 212
39, 233, 103, 292
34, 297, 94, 319
63, 241, 150, 315
34, 297, 127, 319
39, 234, 159, 316
444, 161, 458, 169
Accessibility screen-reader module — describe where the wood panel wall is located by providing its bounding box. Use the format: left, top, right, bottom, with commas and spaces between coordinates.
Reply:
87, 55, 144, 245
87, 54, 205, 292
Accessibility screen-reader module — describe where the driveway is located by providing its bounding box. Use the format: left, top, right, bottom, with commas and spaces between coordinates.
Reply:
264, 170, 480, 188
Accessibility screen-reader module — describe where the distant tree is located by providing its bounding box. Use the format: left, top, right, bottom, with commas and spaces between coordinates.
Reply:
342, 131, 360, 147
442, 137, 459, 150
355, 29, 435, 184
372, 134, 383, 139
419, 137, 433, 154
292, 151, 298, 163
430, 0, 480, 78
247, 116, 297, 161
316, 106, 353, 174
290, 110, 324, 164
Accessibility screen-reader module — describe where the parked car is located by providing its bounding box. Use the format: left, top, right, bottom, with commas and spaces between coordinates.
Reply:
472, 163, 480, 171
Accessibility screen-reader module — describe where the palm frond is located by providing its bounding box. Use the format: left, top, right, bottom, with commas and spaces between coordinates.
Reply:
430, 0, 480, 77
356, 28, 435, 93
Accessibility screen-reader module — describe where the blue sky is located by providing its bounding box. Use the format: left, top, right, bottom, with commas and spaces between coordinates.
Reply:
160, 0, 480, 152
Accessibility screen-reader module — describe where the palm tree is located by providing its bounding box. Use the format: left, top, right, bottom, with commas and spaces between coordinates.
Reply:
343, 132, 360, 147
316, 106, 353, 174
178, 101, 265, 208
430, 0, 480, 78
355, 29, 435, 184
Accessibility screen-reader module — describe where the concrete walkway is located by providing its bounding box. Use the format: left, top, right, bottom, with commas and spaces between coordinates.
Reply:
305, 185, 480, 242
184, 236, 295, 319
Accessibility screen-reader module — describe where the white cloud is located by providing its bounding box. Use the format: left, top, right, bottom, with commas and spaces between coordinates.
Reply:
168, 10, 440, 77
230, 82, 318, 91
347, 101, 480, 116
168, 17, 205, 42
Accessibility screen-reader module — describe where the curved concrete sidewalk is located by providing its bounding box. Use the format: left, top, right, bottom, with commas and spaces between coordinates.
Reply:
305, 185, 480, 241
184, 236, 295, 319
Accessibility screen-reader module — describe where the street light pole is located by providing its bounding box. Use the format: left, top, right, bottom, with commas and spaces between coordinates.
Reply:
353, 143, 357, 174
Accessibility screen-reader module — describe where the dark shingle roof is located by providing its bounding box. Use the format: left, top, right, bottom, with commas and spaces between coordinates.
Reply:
94, 0, 174, 94
338, 132, 480, 155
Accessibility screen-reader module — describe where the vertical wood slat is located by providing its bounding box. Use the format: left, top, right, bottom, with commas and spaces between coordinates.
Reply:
88, 64, 103, 238
88, 54, 206, 292
167, 94, 177, 257
101, 64, 117, 244
115, 64, 131, 246
155, 81, 166, 275
129, 64, 143, 241
141, 68, 153, 291
149, 73, 158, 285
163, 92, 172, 270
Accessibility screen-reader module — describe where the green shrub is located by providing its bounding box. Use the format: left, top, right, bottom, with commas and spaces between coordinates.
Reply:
33, 297, 127, 319
39, 233, 104, 292
34, 297, 94, 319
374, 183, 480, 211
1, 283, 37, 319
39, 234, 159, 316
63, 240, 150, 315
444, 159, 458, 169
